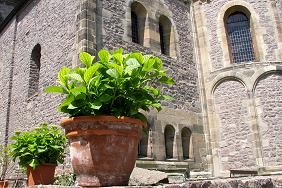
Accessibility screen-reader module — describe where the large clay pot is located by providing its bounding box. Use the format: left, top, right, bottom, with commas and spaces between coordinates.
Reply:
61, 116, 146, 187
0, 180, 8, 188
27, 164, 56, 186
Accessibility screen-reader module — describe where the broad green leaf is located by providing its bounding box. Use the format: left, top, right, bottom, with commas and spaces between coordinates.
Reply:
70, 86, 86, 94
79, 52, 94, 68
142, 58, 155, 71
158, 76, 175, 85
109, 63, 123, 76
153, 57, 163, 70
73, 67, 86, 78
68, 73, 84, 83
98, 50, 111, 63
98, 94, 112, 102
143, 55, 153, 64
131, 52, 144, 64
29, 159, 38, 169
106, 68, 119, 79
60, 95, 75, 107
68, 103, 78, 110
44, 86, 67, 94
113, 53, 123, 64
58, 67, 70, 87
113, 48, 123, 54
84, 63, 101, 84
90, 101, 102, 110
125, 58, 140, 75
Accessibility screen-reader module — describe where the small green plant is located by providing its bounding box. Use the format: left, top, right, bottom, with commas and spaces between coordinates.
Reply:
45, 48, 175, 121
0, 145, 13, 180
9, 123, 67, 169
54, 173, 76, 186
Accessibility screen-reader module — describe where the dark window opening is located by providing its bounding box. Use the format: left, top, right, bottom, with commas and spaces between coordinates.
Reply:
181, 128, 192, 160
165, 125, 175, 159
159, 16, 172, 56
28, 44, 41, 98
131, 11, 139, 44
159, 23, 166, 55
226, 12, 255, 63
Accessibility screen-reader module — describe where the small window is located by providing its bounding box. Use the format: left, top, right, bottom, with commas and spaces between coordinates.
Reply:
159, 15, 176, 57
138, 128, 152, 158
164, 125, 175, 159
226, 12, 255, 63
131, 2, 147, 45
181, 128, 192, 159
28, 44, 41, 98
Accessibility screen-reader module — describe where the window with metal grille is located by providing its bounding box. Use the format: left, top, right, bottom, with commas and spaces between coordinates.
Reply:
131, 11, 139, 44
226, 12, 255, 63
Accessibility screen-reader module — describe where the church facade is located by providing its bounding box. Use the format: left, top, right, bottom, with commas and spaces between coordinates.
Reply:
0, 0, 281, 178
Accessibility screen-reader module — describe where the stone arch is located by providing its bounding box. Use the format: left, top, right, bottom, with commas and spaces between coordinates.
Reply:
164, 125, 175, 159
124, 0, 150, 47
154, 9, 179, 58
158, 15, 177, 57
28, 44, 41, 98
181, 127, 192, 160
211, 76, 247, 95
130, 1, 147, 45
213, 79, 257, 171
138, 126, 152, 158
254, 71, 282, 166
217, 1, 265, 67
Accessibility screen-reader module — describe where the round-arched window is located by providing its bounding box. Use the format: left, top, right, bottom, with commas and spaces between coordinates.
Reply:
226, 12, 255, 63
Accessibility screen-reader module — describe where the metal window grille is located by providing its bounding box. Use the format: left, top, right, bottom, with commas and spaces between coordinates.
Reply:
159, 23, 166, 54
131, 11, 139, 44
227, 12, 255, 63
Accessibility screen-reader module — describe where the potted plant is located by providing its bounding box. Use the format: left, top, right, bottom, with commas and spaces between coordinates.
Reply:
0, 145, 13, 188
45, 48, 175, 187
9, 123, 67, 186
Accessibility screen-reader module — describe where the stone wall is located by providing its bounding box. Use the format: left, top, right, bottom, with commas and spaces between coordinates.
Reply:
214, 80, 256, 171
0, 19, 16, 144
102, 0, 200, 113
255, 73, 282, 167
0, 0, 78, 135
193, 0, 282, 177
201, 0, 280, 70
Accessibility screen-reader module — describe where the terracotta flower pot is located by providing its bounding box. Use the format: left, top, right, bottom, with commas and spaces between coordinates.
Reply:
0, 180, 8, 188
61, 115, 146, 187
27, 164, 56, 186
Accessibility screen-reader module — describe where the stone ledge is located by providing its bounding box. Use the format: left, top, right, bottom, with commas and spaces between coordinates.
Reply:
31, 175, 282, 187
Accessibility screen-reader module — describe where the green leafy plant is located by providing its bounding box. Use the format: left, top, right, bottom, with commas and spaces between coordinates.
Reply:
45, 49, 175, 121
54, 173, 76, 186
0, 145, 13, 180
9, 123, 67, 169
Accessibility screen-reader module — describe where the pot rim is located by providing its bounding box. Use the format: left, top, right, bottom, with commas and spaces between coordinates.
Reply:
61, 115, 147, 128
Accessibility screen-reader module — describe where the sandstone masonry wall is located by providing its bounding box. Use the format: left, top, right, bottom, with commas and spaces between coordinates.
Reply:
214, 80, 256, 171
202, 0, 279, 70
0, 19, 16, 144
255, 73, 282, 167
0, 0, 78, 135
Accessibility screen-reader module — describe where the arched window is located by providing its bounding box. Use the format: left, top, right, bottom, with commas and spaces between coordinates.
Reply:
226, 12, 255, 63
131, 2, 147, 45
181, 128, 192, 159
138, 128, 149, 158
28, 44, 41, 98
159, 16, 172, 56
164, 125, 175, 159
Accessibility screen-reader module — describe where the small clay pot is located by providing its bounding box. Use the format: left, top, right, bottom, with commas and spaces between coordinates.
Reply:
27, 164, 56, 186
61, 115, 146, 187
0, 180, 8, 188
